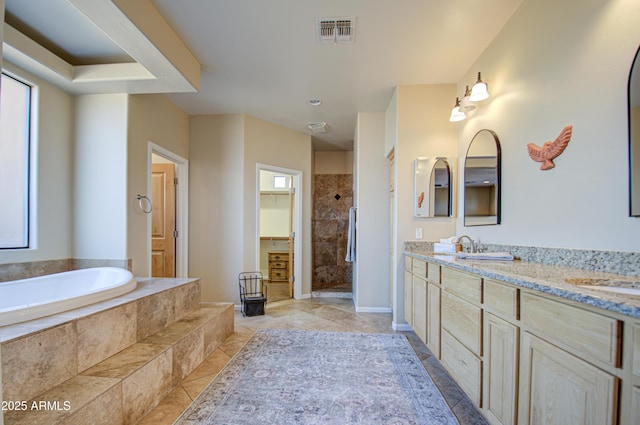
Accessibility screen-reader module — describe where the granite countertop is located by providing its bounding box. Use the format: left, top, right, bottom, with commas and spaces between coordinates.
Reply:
404, 248, 640, 319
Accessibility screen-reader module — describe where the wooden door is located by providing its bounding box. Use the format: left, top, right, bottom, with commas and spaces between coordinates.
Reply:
518, 332, 617, 425
288, 185, 294, 297
484, 313, 518, 425
151, 163, 176, 277
427, 282, 441, 358
412, 276, 427, 342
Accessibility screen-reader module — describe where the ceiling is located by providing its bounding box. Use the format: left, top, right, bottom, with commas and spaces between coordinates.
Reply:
3, 0, 525, 150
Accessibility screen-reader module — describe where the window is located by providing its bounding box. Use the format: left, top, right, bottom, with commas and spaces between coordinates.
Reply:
0, 73, 32, 249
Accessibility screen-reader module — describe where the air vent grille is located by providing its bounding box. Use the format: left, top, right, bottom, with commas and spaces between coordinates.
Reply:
316, 17, 355, 44
307, 122, 328, 133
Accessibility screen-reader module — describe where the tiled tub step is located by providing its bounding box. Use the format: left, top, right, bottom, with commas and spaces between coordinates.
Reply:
3, 303, 234, 425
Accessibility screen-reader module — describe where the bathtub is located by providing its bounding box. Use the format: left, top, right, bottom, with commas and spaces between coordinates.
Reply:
0, 267, 137, 327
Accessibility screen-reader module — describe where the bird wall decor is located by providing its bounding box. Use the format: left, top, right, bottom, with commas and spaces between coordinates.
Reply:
527, 125, 573, 170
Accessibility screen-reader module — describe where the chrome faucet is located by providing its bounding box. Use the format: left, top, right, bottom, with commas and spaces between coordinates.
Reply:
456, 235, 476, 253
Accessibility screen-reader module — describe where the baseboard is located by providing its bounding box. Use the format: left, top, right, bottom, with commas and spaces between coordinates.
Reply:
393, 322, 413, 332
355, 306, 392, 314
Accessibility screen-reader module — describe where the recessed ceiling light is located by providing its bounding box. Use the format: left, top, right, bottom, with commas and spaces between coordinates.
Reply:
308, 99, 322, 106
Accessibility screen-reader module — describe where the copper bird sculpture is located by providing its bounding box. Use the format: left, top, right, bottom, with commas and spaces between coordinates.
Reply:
527, 125, 573, 170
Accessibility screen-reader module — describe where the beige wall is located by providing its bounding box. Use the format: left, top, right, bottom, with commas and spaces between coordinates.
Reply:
455, 0, 640, 251
189, 114, 312, 303
353, 112, 390, 311
315, 151, 353, 174
74, 94, 128, 260
127, 94, 189, 276
189, 114, 245, 302
244, 115, 313, 297
0, 61, 74, 266
384, 85, 458, 325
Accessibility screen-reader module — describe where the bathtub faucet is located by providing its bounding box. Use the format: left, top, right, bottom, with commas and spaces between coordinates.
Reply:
456, 235, 476, 253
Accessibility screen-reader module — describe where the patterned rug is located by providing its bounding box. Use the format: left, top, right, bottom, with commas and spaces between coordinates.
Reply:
175, 329, 459, 425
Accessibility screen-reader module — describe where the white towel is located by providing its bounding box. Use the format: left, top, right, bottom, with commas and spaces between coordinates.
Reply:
345, 207, 356, 262
457, 252, 514, 261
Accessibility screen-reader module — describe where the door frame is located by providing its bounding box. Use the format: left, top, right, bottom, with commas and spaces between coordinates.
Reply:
147, 142, 189, 278
256, 163, 302, 299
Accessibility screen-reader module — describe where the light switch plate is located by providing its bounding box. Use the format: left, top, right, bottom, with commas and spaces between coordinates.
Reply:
415, 228, 423, 239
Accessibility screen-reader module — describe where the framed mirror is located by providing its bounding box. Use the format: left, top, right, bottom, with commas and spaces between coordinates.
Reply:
464, 129, 501, 226
414, 157, 452, 217
629, 45, 640, 216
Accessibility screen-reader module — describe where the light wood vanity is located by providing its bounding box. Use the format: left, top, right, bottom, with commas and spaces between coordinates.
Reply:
404, 253, 640, 425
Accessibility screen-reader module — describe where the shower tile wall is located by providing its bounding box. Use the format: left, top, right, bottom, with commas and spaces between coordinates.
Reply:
313, 174, 353, 291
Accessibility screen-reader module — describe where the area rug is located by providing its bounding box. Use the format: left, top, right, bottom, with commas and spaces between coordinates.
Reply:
175, 329, 459, 425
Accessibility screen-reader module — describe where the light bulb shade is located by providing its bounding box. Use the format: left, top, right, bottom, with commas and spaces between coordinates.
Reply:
469, 73, 490, 101
459, 96, 476, 112
449, 106, 466, 122
469, 82, 489, 101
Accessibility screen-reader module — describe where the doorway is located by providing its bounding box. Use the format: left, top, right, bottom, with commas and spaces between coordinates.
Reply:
256, 165, 302, 301
148, 143, 189, 278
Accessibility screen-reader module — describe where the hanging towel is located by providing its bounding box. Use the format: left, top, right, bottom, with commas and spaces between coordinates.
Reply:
345, 207, 356, 262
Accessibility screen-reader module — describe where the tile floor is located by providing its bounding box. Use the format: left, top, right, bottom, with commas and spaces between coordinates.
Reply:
138, 296, 488, 425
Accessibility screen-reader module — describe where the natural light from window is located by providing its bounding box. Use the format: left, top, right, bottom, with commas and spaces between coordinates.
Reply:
0, 73, 32, 249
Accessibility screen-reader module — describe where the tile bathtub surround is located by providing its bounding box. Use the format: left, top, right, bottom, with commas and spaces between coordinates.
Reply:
0, 278, 201, 403
405, 241, 640, 277
0, 258, 131, 282
1, 277, 234, 425
0, 259, 72, 282
1, 321, 79, 401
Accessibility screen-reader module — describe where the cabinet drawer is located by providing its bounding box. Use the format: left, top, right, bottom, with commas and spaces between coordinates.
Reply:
441, 329, 482, 406
412, 259, 427, 278
427, 262, 440, 284
442, 290, 482, 356
270, 269, 288, 279
405, 256, 412, 270
441, 267, 482, 305
521, 292, 621, 367
270, 261, 288, 269
485, 279, 518, 320
268, 252, 288, 261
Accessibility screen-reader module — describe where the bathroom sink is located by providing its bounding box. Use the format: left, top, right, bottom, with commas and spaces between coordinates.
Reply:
564, 277, 640, 295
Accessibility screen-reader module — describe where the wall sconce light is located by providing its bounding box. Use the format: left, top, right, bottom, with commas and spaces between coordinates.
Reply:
448, 97, 466, 122
459, 85, 476, 112
449, 72, 491, 123
469, 72, 490, 102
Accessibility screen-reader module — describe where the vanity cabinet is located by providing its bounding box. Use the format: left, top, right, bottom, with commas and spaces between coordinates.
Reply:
426, 262, 441, 358
519, 332, 617, 425
413, 275, 427, 342
405, 257, 428, 343
404, 255, 636, 425
484, 313, 518, 425
440, 268, 484, 406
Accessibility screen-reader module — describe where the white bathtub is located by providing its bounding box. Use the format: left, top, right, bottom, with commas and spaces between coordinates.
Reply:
0, 267, 137, 327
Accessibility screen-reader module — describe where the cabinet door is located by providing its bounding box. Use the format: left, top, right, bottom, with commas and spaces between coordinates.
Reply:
518, 332, 618, 425
484, 314, 518, 425
632, 387, 640, 425
404, 271, 413, 326
412, 276, 427, 342
427, 282, 441, 358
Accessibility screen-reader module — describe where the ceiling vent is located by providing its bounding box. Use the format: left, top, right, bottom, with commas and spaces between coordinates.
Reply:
316, 17, 355, 44
307, 122, 328, 133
